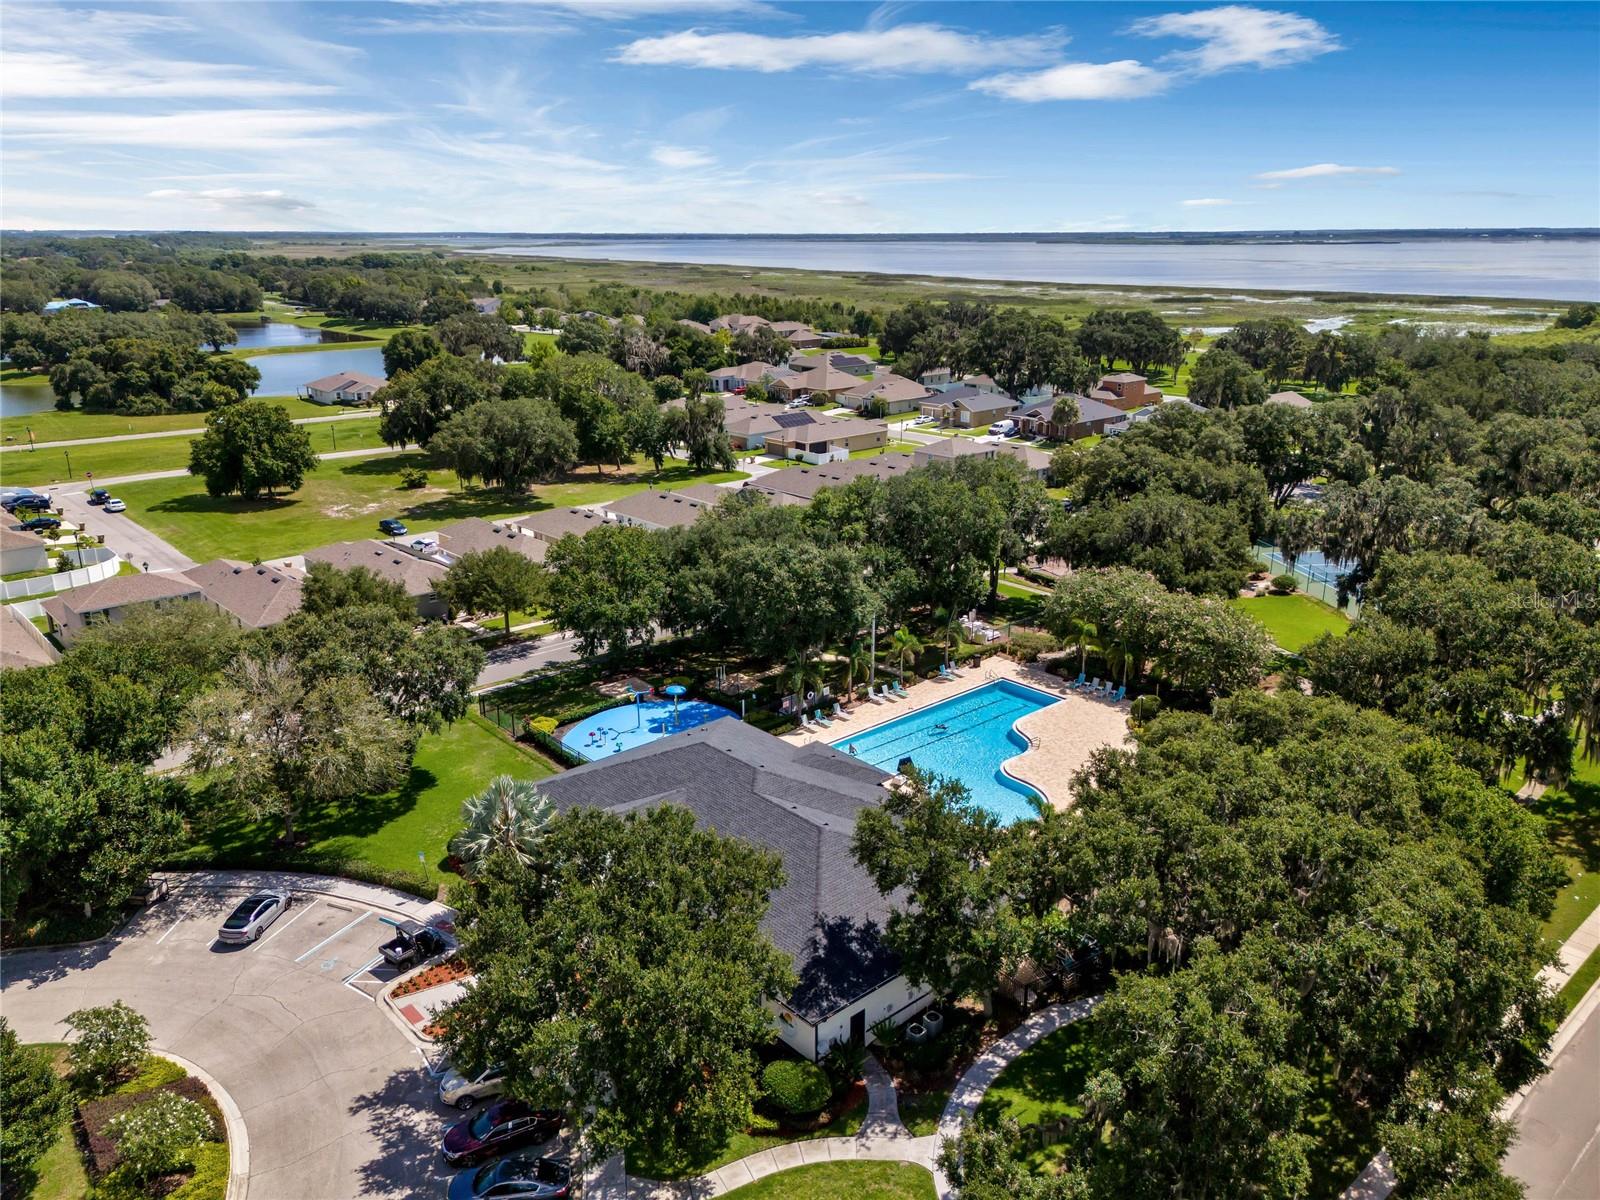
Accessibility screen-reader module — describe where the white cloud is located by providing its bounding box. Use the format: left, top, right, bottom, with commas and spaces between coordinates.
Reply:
615, 23, 1065, 74
651, 145, 715, 169
3, 109, 391, 152
1181, 197, 1244, 206
145, 188, 322, 214
971, 60, 1166, 102
2, 50, 338, 100
1131, 6, 1339, 75
1255, 162, 1400, 179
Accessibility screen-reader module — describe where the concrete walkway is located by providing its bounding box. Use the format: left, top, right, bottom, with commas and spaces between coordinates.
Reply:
32, 442, 413, 492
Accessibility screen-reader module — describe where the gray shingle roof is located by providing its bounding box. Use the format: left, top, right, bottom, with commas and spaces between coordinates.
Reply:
534, 720, 903, 1021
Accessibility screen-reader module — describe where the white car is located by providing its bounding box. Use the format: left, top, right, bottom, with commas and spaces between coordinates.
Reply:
103, 498, 127, 513
216, 891, 292, 943
438, 1063, 508, 1110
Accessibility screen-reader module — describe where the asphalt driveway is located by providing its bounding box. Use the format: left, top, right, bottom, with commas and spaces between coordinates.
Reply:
0, 881, 453, 1199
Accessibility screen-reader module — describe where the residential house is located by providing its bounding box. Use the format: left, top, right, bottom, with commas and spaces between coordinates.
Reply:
1, 604, 60, 670
43, 299, 100, 313
302, 540, 447, 618
764, 414, 888, 465
0, 526, 50, 576
1013, 394, 1126, 441
838, 373, 932, 416
1090, 372, 1163, 412
676, 318, 714, 336
707, 361, 792, 393
668, 483, 734, 506
918, 384, 1018, 428
725, 406, 805, 452
40, 571, 204, 646
182, 559, 305, 629
302, 371, 387, 405
1267, 390, 1314, 409
771, 364, 869, 406
911, 438, 1051, 480
796, 352, 875, 376
399, 518, 549, 568
917, 366, 953, 387
743, 454, 918, 505
602, 489, 716, 531
709, 313, 772, 335
472, 297, 501, 315
518, 506, 609, 545
770, 321, 824, 350
532, 719, 932, 1060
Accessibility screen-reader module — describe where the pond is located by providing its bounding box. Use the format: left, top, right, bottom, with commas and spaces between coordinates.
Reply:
246, 347, 388, 397
0, 376, 56, 419
228, 320, 367, 351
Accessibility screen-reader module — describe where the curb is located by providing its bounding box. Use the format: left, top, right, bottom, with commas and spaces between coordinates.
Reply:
155, 1050, 249, 1200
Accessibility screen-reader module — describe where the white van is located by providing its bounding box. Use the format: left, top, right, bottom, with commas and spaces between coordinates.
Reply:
988, 420, 1017, 436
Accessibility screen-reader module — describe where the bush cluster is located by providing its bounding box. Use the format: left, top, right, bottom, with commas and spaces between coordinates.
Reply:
760, 1059, 831, 1116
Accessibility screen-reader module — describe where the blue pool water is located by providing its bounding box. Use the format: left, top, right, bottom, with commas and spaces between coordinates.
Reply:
561, 698, 739, 761
832, 680, 1058, 823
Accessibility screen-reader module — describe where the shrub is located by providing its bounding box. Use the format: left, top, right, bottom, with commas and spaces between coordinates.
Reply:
398, 466, 428, 489
819, 1038, 866, 1094
105, 1091, 216, 1181
65, 1002, 150, 1092
114, 1055, 186, 1095
1129, 694, 1163, 724
1, 1020, 69, 1194
1270, 573, 1298, 594
761, 1059, 831, 1116
79, 1076, 218, 1177
1005, 630, 1060, 663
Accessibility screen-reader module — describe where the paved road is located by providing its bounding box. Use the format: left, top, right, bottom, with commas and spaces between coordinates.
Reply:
1505, 991, 1600, 1199
0, 879, 456, 1200
2, 409, 380, 454
55, 488, 197, 573
476, 627, 584, 688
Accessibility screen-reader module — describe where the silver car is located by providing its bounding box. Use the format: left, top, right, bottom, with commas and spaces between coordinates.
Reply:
438, 1063, 507, 1110
216, 891, 291, 943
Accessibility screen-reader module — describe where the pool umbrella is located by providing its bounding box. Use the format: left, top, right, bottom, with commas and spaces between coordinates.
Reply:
663, 683, 686, 725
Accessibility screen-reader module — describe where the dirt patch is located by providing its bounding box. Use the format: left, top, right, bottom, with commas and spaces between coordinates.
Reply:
321, 501, 387, 519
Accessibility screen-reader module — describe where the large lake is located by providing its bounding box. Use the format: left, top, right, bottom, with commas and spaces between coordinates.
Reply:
484, 236, 1600, 301
229, 320, 366, 351
247, 347, 387, 397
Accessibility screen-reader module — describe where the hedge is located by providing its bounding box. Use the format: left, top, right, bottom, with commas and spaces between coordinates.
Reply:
761, 1059, 831, 1116
79, 1076, 220, 1177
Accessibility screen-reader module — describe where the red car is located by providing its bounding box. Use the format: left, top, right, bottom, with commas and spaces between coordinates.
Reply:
441, 1100, 563, 1166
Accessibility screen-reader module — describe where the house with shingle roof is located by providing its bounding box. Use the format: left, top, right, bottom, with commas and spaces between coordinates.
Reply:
1091, 372, 1163, 412
744, 454, 917, 504
302, 371, 387, 405
533, 719, 932, 1060
838, 373, 932, 415
1, 525, 49, 577
602, 489, 716, 531
518, 506, 609, 544
1, 604, 61, 671
1014, 394, 1125, 441
302, 540, 447, 618
182, 559, 305, 629
1267, 390, 1313, 409
709, 313, 772, 335
918, 383, 1018, 428
769, 321, 824, 349
764, 414, 888, 465
770, 364, 869, 405
403, 518, 549, 567
40, 571, 204, 646
707, 361, 794, 393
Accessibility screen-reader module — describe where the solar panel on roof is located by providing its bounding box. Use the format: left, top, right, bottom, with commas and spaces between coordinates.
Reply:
773, 411, 815, 429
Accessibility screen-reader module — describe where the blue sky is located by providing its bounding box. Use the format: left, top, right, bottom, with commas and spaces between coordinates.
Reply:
2, 1, 1596, 232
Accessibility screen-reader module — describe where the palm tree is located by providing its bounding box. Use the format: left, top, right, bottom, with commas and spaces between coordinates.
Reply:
451, 775, 553, 872
889, 626, 923, 681
933, 607, 963, 668
784, 647, 825, 704
842, 640, 873, 700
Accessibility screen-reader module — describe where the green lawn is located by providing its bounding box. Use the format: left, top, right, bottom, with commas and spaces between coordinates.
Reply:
721, 1162, 935, 1200
1228, 593, 1350, 652
260, 300, 414, 341
1, 396, 358, 448
4, 418, 386, 489
896, 1089, 949, 1138
850, 441, 920, 459
628, 1091, 869, 1181
976, 1020, 1097, 1171
26, 1045, 88, 1200
177, 715, 554, 889
1527, 751, 1600, 946
1557, 944, 1600, 1019
226, 339, 383, 358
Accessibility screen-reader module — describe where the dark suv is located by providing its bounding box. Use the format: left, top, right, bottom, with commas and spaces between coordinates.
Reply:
5, 494, 52, 512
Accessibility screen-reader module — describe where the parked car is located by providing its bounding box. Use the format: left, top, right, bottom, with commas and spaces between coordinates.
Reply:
103, 498, 127, 513
448, 1155, 572, 1200
125, 877, 169, 907
215, 890, 292, 944
87, 488, 110, 506
379, 919, 450, 968
5, 493, 53, 512
988, 420, 1017, 436
438, 1063, 507, 1110
378, 518, 408, 536
441, 1102, 563, 1167
19, 516, 61, 532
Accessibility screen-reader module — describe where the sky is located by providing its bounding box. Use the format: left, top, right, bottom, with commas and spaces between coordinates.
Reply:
2, 0, 1597, 234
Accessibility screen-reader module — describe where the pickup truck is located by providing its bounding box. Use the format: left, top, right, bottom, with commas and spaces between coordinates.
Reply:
380, 920, 450, 967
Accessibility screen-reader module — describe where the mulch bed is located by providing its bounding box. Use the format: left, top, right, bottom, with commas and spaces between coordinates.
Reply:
78, 1076, 222, 1177
392, 956, 472, 999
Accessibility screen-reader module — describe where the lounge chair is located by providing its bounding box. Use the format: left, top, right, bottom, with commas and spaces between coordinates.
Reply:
831, 701, 847, 720
892, 679, 909, 698
937, 664, 954, 680
814, 708, 833, 728
1086, 677, 1102, 695
1069, 671, 1086, 689
1096, 680, 1114, 698
867, 686, 887, 704
1110, 684, 1126, 703
799, 712, 817, 730
882, 683, 900, 701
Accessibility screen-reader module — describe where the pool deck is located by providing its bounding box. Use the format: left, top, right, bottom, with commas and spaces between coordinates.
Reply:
786, 656, 1132, 810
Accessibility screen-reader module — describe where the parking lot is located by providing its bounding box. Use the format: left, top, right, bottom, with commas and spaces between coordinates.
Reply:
1, 877, 461, 1200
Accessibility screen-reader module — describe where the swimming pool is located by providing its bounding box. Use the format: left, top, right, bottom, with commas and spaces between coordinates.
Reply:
560, 698, 739, 761
832, 680, 1058, 824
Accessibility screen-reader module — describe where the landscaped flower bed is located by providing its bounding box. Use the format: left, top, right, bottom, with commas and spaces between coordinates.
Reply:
392, 956, 471, 998
79, 1074, 220, 1176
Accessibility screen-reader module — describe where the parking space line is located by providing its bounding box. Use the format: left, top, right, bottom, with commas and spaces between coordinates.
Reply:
294, 910, 370, 962
255, 897, 317, 947
343, 954, 387, 999
155, 904, 196, 944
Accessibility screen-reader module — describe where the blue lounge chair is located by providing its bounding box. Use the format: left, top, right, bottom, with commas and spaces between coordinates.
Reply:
815, 708, 833, 728
1069, 671, 1085, 689
892, 679, 909, 698
1110, 684, 1126, 703
938, 663, 954, 680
